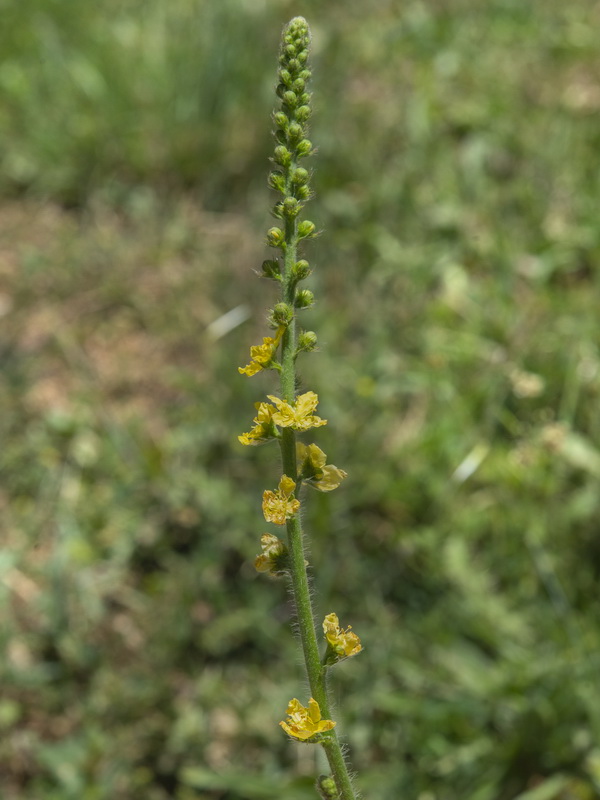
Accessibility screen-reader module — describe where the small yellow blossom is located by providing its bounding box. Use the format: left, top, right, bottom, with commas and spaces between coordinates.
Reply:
279, 698, 336, 741
323, 612, 362, 659
238, 401, 277, 446
263, 475, 300, 525
254, 533, 286, 573
297, 443, 347, 492
239, 326, 285, 376
267, 391, 327, 431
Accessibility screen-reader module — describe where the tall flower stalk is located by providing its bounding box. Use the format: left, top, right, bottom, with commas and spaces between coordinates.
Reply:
238, 17, 361, 800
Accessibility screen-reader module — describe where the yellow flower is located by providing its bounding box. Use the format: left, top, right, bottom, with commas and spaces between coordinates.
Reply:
262, 475, 300, 525
254, 533, 286, 574
266, 391, 327, 431
323, 612, 362, 659
296, 443, 347, 492
238, 401, 277, 446
239, 326, 285, 376
279, 698, 336, 741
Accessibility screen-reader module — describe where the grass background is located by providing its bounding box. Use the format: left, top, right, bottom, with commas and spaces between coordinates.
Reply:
1, 0, 600, 798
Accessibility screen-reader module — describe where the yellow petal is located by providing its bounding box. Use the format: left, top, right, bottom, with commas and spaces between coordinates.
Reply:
254, 554, 271, 572
295, 391, 320, 417
307, 697, 322, 724
279, 474, 296, 497
307, 444, 327, 469
296, 442, 308, 463
312, 465, 348, 492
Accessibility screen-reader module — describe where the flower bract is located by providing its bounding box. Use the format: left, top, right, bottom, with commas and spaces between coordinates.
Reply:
323, 612, 362, 659
263, 475, 300, 525
267, 391, 327, 431
279, 697, 336, 741
297, 443, 347, 492
239, 326, 285, 376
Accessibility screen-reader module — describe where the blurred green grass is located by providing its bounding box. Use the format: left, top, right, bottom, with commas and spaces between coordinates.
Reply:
1, 1, 600, 798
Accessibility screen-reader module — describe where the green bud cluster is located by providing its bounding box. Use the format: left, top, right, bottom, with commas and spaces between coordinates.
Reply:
263, 17, 317, 307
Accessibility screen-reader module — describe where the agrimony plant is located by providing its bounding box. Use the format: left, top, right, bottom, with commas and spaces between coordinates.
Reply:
238, 17, 362, 800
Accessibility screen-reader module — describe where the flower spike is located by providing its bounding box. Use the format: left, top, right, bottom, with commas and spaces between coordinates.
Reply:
239, 16, 360, 797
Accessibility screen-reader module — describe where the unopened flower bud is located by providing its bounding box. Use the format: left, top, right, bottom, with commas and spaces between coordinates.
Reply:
291, 167, 309, 186
283, 91, 298, 109
298, 330, 318, 351
261, 259, 281, 280
279, 69, 292, 86
266, 227, 285, 248
295, 289, 315, 308
274, 146, 292, 167
296, 105, 311, 123
292, 78, 305, 93
297, 50, 308, 64
272, 302, 294, 325
268, 171, 286, 193
273, 112, 289, 130
317, 775, 338, 800
299, 69, 311, 82
288, 122, 303, 141
282, 196, 300, 218
292, 259, 311, 280
295, 185, 310, 200
296, 139, 312, 157
297, 220, 316, 239
288, 58, 300, 73
285, 44, 296, 57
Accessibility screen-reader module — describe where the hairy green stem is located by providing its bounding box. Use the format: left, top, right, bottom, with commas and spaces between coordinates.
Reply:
278, 229, 357, 800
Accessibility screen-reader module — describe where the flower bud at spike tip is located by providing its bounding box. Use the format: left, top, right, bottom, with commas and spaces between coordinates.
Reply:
292, 259, 311, 280
292, 167, 309, 185
261, 259, 281, 280
282, 197, 301, 218
274, 146, 291, 167
296, 105, 311, 123
317, 775, 339, 800
283, 90, 298, 108
288, 122, 303, 141
297, 139, 313, 157
295, 289, 315, 309
272, 302, 294, 325
298, 330, 318, 351
298, 220, 316, 239
268, 172, 286, 193
266, 227, 285, 248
